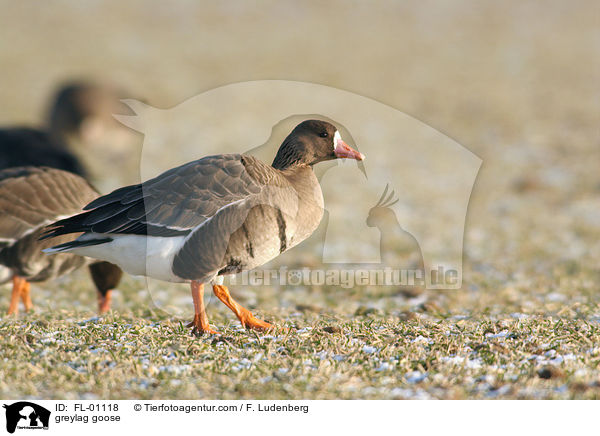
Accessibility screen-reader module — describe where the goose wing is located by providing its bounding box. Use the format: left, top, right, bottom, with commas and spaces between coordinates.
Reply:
43, 154, 297, 240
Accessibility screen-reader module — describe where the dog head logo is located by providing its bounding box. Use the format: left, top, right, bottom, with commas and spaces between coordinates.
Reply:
3, 402, 50, 433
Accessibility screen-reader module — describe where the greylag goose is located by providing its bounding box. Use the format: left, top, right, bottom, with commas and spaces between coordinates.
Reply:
0, 167, 122, 314
0, 124, 87, 287
46, 82, 140, 191
0, 82, 128, 305
1, 81, 137, 188
46, 81, 127, 145
43, 120, 364, 334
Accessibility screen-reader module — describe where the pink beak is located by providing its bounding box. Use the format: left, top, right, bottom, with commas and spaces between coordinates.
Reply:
334, 139, 365, 160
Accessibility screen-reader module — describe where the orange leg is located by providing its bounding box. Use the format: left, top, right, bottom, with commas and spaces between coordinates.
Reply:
97, 290, 112, 315
20, 280, 32, 312
186, 281, 219, 335
212, 285, 274, 332
8, 276, 27, 315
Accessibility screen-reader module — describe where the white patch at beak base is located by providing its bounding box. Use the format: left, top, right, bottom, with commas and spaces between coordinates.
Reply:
334, 130, 342, 148
333, 130, 365, 160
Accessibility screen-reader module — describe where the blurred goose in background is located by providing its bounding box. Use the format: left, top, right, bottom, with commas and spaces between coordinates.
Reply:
0, 167, 122, 314
0, 107, 88, 286
46, 81, 140, 191
0, 81, 139, 190
47, 82, 125, 145
43, 120, 364, 335
0, 80, 136, 289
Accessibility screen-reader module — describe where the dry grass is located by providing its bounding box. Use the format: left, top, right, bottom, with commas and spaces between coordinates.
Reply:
1, 262, 599, 400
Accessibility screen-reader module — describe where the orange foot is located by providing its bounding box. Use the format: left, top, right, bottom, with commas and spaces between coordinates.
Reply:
239, 313, 275, 332
212, 284, 276, 332
186, 315, 220, 336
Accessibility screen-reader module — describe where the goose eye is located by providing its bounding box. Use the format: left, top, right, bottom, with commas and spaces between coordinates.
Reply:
319, 132, 328, 138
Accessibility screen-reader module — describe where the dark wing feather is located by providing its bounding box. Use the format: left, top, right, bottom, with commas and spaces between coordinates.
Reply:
0, 167, 98, 248
43, 154, 291, 240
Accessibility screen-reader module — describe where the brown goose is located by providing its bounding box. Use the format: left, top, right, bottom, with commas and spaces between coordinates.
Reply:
1, 81, 137, 192
0, 167, 122, 314
43, 120, 364, 334
1, 82, 128, 177
46, 81, 125, 145
0, 127, 87, 285
0, 82, 128, 308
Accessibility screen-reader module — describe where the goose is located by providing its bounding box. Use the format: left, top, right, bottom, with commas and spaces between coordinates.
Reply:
0, 167, 122, 314
46, 81, 126, 145
0, 82, 127, 176
1, 81, 135, 185
0, 112, 88, 289
43, 120, 364, 334
45, 82, 139, 190
0, 81, 129, 310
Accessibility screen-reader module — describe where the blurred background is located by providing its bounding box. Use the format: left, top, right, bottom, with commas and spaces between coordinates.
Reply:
0, 0, 598, 316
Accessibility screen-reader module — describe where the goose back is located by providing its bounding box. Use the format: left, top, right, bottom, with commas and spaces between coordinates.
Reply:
0, 128, 86, 176
0, 167, 98, 281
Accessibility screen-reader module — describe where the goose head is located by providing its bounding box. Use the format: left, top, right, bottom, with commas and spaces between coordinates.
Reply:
272, 120, 364, 170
